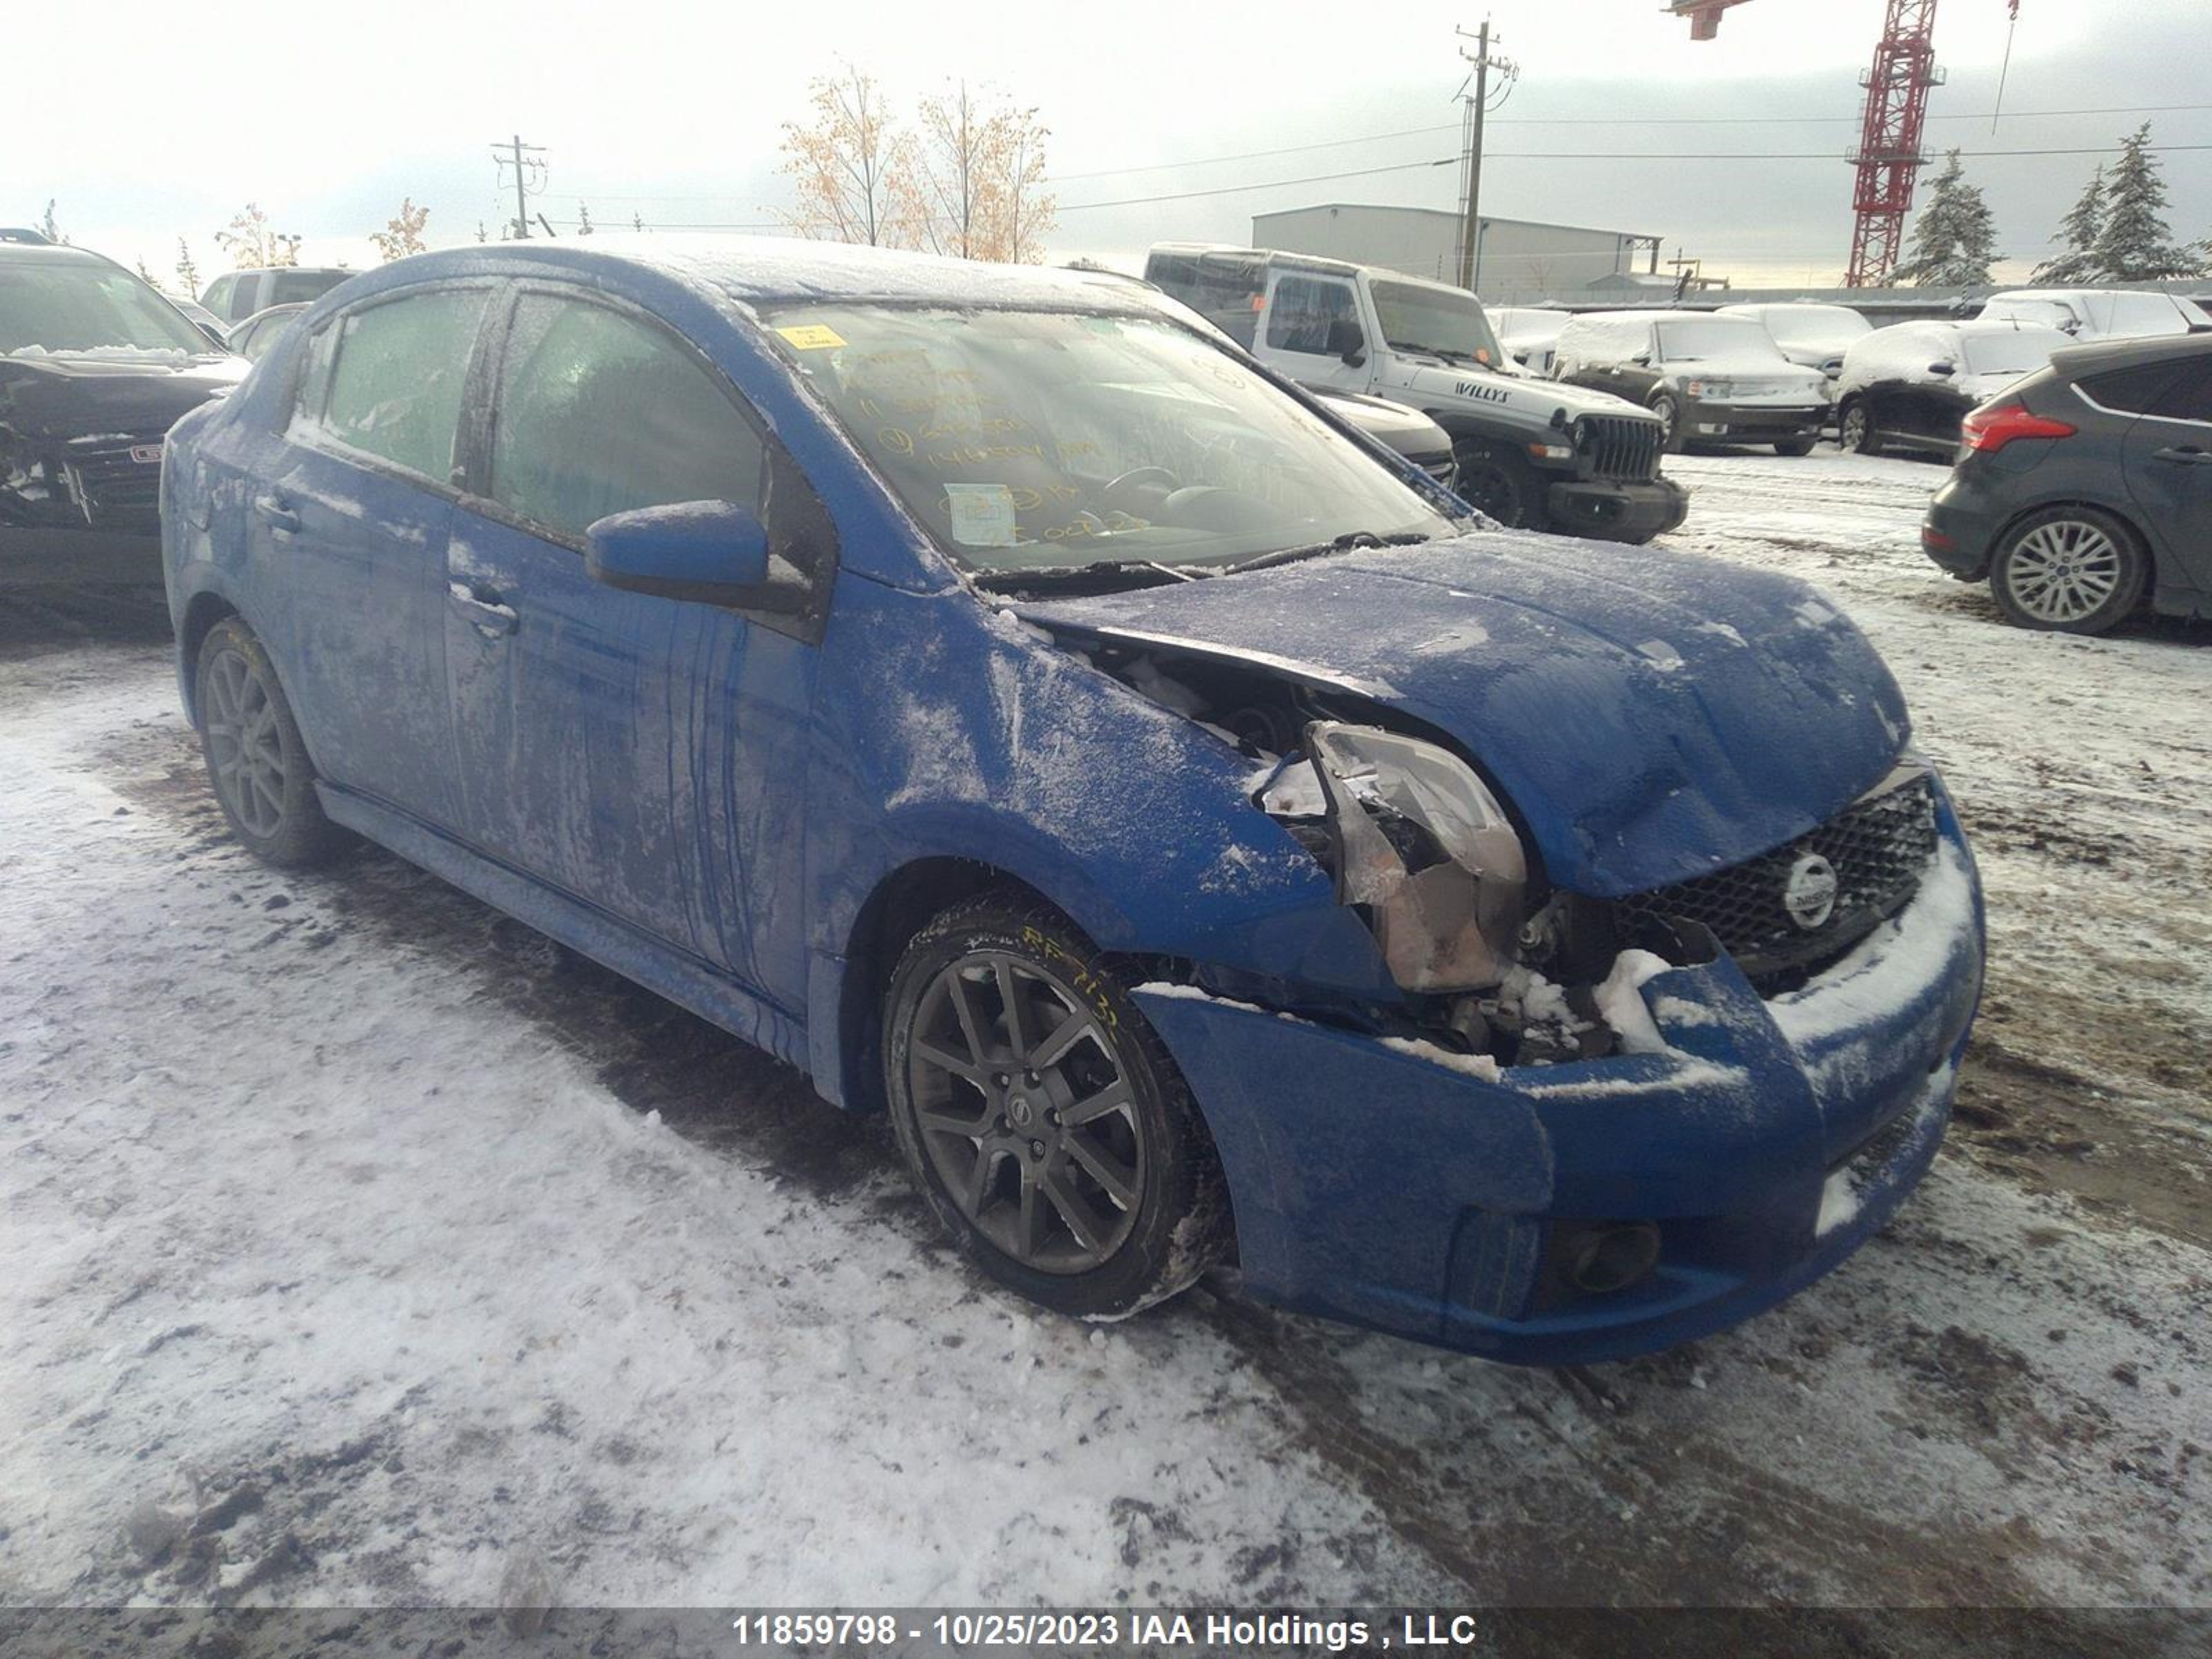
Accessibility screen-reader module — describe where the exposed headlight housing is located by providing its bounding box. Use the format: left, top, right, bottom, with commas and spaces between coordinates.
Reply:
1302, 722, 1528, 991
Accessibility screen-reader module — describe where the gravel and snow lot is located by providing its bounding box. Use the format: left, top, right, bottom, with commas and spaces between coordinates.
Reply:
3, 449, 2209, 1630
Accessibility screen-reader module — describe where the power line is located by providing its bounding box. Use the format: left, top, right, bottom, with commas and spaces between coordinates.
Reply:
1041, 100, 2212, 184
553, 99, 2212, 207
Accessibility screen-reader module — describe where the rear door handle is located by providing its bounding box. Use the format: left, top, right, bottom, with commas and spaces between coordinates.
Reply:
447, 580, 518, 635
2151, 444, 2212, 465
252, 494, 299, 535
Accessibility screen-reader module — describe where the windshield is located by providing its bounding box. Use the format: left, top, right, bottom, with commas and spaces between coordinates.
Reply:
1, 263, 218, 357
1984, 299, 2077, 332
767, 304, 1457, 576
1962, 331, 2061, 377
1654, 317, 1787, 364
1370, 281, 1504, 366
1756, 306, 1871, 349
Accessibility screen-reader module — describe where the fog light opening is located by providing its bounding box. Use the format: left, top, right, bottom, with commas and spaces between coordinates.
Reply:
1559, 1222, 1662, 1296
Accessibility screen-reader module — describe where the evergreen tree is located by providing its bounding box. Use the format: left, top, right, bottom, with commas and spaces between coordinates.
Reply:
2093, 123, 2203, 280
1893, 151, 2000, 287
174, 238, 202, 299
576, 200, 595, 236
2032, 165, 2104, 283
40, 199, 65, 244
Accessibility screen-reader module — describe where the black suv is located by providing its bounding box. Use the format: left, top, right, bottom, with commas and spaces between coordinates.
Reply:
3, 241, 245, 586
1922, 333, 2212, 634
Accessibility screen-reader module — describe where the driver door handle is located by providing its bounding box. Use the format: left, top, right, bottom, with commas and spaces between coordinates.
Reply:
2150, 444, 2212, 466
252, 494, 299, 535
447, 580, 519, 635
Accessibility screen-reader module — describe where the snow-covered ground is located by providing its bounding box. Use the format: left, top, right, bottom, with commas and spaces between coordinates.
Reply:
3, 451, 2209, 1622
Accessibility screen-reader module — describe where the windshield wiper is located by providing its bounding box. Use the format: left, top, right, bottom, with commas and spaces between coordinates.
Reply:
1224, 530, 1430, 577
973, 559, 1207, 594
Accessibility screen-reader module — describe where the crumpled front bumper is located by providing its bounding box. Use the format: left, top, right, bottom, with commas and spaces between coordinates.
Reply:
1136, 809, 1984, 1367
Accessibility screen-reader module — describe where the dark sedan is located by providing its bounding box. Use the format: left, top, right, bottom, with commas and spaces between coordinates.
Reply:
3, 241, 245, 586
1922, 332, 2212, 633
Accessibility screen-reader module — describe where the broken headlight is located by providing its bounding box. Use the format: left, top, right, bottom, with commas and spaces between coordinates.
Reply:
1292, 722, 1528, 992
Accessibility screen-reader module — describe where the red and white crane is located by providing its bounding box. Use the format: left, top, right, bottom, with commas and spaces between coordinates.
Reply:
1667, 1, 2021, 287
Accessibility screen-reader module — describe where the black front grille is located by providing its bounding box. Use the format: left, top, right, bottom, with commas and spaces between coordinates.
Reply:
62, 433, 167, 528
1575, 413, 1665, 482
1617, 768, 1940, 979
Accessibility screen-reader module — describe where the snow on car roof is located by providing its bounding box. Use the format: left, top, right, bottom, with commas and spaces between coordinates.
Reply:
471, 234, 1163, 314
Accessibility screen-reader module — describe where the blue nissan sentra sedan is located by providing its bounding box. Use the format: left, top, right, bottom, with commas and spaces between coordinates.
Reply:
160, 239, 1983, 1365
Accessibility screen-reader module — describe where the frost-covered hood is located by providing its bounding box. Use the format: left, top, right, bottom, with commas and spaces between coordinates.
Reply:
1667, 353, 1821, 385
1014, 534, 1911, 898
1374, 357, 1656, 424
0, 351, 245, 440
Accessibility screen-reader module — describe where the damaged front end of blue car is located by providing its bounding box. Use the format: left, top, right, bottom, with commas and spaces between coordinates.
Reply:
1012, 536, 1985, 1366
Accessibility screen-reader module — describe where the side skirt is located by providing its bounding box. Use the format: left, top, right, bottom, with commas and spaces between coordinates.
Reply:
317, 783, 812, 1075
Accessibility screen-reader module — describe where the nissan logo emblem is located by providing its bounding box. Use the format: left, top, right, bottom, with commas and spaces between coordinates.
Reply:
1783, 854, 1839, 931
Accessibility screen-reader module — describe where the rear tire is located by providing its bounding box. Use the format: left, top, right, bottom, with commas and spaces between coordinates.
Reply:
1989, 506, 2148, 636
194, 617, 350, 868
1839, 400, 1882, 456
883, 894, 1230, 1320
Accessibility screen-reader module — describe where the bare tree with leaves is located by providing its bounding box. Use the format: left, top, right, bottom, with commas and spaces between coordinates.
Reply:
368, 198, 430, 262
777, 65, 919, 247
216, 204, 300, 270
174, 238, 202, 299
901, 82, 1056, 263
988, 100, 1053, 265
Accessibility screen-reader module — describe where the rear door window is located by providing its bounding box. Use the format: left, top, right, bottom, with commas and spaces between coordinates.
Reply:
486, 294, 767, 545
319, 288, 490, 484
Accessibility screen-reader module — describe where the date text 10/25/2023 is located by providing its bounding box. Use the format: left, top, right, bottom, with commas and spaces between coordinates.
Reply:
726, 1611, 1483, 1651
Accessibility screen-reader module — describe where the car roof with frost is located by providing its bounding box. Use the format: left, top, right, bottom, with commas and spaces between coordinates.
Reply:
447, 234, 1161, 315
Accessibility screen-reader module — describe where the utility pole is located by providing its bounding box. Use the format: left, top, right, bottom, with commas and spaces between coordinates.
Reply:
1453, 22, 1517, 293
490, 134, 547, 240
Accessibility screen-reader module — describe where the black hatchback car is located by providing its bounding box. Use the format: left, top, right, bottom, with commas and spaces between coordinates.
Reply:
2, 241, 245, 586
1922, 332, 2212, 633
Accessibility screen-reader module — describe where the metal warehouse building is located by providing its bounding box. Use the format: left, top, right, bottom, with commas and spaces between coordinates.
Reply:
1249, 203, 1659, 292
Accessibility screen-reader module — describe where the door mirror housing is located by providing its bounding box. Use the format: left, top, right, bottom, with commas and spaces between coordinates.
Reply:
1927, 360, 1957, 377
1629, 351, 1652, 366
585, 500, 797, 610
1324, 317, 1366, 365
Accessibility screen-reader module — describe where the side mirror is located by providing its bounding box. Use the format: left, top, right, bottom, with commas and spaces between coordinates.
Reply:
1629, 352, 1652, 366
585, 500, 797, 610
1324, 317, 1366, 365
1820, 356, 1844, 378
1927, 360, 1956, 377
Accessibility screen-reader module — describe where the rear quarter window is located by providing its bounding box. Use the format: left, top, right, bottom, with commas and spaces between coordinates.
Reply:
2077, 361, 2188, 415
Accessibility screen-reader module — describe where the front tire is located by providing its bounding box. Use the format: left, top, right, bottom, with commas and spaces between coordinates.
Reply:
1774, 436, 1817, 458
194, 617, 350, 868
1651, 393, 1687, 454
1839, 400, 1882, 455
883, 895, 1230, 1320
1453, 442, 1546, 531
1989, 506, 2148, 635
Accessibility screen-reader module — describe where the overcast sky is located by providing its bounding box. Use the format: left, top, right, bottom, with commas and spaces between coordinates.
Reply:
12, 0, 2209, 293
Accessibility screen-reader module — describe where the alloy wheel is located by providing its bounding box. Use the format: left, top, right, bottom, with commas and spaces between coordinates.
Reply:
2005, 518, 2125, 626
202, 645, 288, 839
906, 951, 1145, 1274
1841, 405, 1869, 451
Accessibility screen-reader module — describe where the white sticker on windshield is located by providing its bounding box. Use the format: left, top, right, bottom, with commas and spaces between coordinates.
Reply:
945, 483, 1018, 549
